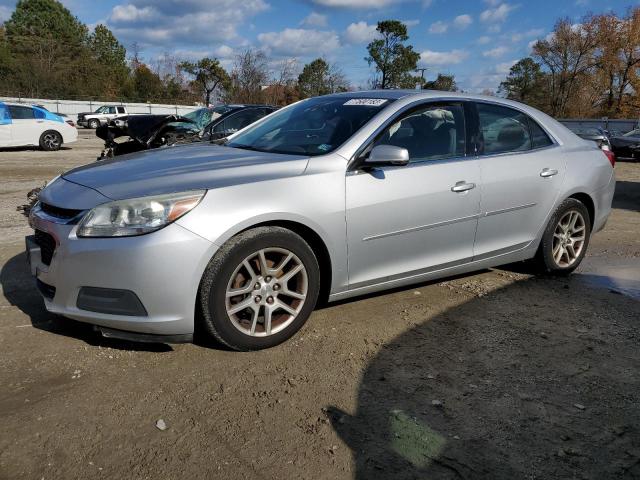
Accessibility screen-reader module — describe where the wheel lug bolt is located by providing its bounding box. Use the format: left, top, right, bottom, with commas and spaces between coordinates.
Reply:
254, 296, 262, 303
273, 284, 280, 291
265, 276, 272, 282
266, 296, 274, 304
254, 283, 261, 290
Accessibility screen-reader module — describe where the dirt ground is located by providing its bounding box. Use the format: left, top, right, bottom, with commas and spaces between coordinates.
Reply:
0, 131, 639, 480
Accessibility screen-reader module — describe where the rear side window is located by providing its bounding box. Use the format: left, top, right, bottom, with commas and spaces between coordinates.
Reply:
117, 106, 126, 114
529, 119, 553, 148
477, 103, 530, 155
8, 105, 35, 120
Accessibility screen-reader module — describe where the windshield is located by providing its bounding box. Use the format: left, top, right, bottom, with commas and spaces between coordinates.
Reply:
183, 105, 236, 129
623, 128, 640, 137
227, 96, 393, 156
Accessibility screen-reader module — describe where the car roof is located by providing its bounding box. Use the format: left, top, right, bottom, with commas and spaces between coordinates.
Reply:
0, 101, 36, 107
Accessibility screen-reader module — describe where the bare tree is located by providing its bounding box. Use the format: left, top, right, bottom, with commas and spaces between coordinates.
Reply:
226, 49, 270, 104
532, 18, 599, 117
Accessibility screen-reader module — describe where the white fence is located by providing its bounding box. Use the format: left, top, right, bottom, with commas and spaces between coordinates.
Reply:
0, 96, 200, 116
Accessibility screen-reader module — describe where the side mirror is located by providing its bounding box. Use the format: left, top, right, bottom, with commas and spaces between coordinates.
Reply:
365, 145, 410, 167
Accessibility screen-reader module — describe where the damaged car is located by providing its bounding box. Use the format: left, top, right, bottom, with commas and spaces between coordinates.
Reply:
97, 104, 277, 158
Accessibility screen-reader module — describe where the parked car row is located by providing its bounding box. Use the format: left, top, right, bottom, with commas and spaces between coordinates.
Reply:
560, 120, 640, 161
96, 104, 278, 158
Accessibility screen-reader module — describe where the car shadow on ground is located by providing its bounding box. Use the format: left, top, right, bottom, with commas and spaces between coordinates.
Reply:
327, 275, 640, 479
0, 146, 72, 152
613, 180, 639, 213
0, 252, 172, 352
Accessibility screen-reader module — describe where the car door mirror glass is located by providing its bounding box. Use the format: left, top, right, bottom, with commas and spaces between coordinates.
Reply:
366, 145, 410, 166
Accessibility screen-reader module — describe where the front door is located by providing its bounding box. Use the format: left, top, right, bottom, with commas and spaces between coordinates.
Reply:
346, 102, 481, 288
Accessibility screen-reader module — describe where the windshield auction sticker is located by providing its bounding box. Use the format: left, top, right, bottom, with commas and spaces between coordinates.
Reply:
344, 99, 388, 106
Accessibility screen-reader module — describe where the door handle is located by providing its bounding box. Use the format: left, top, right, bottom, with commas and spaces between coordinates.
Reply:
451, 181, 476, 193
540, 168, 558, 178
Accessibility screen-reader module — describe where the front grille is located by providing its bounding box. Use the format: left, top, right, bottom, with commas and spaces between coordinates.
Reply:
34, 229, 56, 266
40, 202, 83, 221
36, 279, 56, 300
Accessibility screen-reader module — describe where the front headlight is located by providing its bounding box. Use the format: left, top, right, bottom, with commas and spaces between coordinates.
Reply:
77, 191, 205, 238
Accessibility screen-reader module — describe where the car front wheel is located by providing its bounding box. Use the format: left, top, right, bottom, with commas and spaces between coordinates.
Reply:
198, 226, 320, 351
536, 198, 591, 275
88, 119, 100, 129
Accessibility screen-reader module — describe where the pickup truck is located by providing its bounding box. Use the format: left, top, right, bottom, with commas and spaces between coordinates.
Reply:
77, 105, 129, 129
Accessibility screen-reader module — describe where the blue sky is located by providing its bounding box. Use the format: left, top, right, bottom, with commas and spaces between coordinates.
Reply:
0, 0, 637, 91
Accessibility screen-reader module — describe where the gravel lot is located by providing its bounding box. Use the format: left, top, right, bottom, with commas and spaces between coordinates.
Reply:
0, 131, 639, 479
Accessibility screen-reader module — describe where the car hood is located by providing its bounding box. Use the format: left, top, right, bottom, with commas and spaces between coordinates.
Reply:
60, 143, 309, 201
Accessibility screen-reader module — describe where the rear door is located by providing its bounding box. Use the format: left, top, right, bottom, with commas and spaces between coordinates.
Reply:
346, 101, 481, 288
472, 101, 565, 259
7, 105, 40, 146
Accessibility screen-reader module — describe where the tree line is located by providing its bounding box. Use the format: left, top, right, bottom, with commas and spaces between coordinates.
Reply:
500, 8, 640, 118
2, 0, 638, 119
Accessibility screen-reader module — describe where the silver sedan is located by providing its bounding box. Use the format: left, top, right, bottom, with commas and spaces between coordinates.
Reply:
27, 91, 616, 350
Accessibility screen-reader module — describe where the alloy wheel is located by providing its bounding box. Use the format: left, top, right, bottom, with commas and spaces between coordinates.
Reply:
225, 247, 308, 337
43, 133, 60, 150
552, 210, 586, 268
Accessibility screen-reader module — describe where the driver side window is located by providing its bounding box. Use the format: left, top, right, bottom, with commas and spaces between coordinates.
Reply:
373, 103, 466, 163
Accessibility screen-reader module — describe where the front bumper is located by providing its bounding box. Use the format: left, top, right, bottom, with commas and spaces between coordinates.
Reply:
27, 212, 217, 337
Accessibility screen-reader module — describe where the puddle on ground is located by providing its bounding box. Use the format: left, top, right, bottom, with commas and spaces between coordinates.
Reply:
575, 256, 640, 301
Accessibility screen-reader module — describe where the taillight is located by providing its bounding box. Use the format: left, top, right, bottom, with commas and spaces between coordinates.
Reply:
66, 120, 75, 127
603, 149, 616, 167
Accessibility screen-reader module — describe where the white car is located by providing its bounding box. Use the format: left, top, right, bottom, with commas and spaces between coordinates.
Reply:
0, 102, 78, 151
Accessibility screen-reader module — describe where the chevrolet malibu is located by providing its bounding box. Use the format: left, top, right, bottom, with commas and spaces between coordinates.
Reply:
26, 91, 616, 350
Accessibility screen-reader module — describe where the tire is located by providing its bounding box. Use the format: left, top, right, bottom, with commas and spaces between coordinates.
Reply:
535, 198, 591, 275
88, 119, 100, 129
198, 226, 321, 351
39, 130, 62, 151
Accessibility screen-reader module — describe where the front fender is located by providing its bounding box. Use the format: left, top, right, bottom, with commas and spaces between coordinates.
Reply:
176, 170, 348, 295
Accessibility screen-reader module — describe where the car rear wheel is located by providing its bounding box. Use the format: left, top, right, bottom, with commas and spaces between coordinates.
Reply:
88, 119, 100, 129
535, 198, 591, 275
39, 131, 62, 151
198, 226, 320, 351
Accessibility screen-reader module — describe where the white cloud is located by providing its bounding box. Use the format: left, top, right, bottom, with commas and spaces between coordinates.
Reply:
107, 0, 269, 48
310, 0, 404, 7
510, 28, 544, 42
258, 28, 340, 56
429, 21, 448, 34
453, 14, 473, 30
403, 19, 420, 27
478, 35, 492, 45
110, 4, 157, 22
483, 46, 509, 58
301, 11, 328, 28
495, 60, 518, 74
213, 45, 235, 58
343, 21, 378, 44
419, 49, 469, 66
0, 5, 12, 22
480, 3, 515, 23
